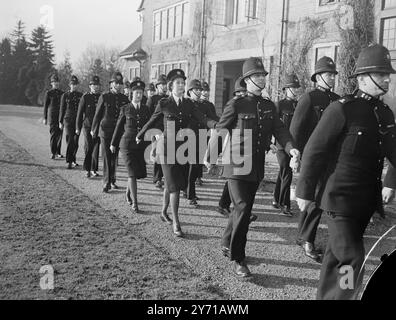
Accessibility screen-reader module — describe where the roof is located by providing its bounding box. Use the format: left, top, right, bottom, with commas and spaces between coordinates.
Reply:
137, 0, 144, 12
119, 35, 143, 58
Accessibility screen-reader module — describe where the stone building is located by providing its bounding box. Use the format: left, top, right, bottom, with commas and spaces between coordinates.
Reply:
120, 0, 396, 112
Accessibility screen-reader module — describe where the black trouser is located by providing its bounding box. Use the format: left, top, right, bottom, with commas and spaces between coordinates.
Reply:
219, 181, 231, 209
274, 150, 292, 208
82, 128, 100, 172
317, 211, 372, 300
221, 179, 259, 262
297, 203, 323, 244
186, 163, 201, 200
49, 124, 63, 156
153, 163, 163, 183
197, 165, 203, 179
65, 122, 79, 164
101, 136, 117, 187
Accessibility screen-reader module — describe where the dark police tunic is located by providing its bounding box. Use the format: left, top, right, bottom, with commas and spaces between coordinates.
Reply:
215, 93, 294, 262
92, 91, 130, 186
274, 98, 298, 209
137, 96, 217, 193
296, 90, 396, 299
289, 86, 340, 244
76, 92, 101, 172
59, 90, 83, 164
111, 103, 151, 179
43, 88, 64, 155
147, 94, 167, 184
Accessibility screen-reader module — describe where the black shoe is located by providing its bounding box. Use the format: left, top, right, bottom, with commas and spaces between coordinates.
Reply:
173, 225, 184, 238
132, 204, 139, 214
102, 185, 110, 193
222, 246, 230, 258
67, 163, 73, 169
126, 193, 133, 206
272, 201, 280, 209
233, 260, 251, 278
111, 183, 119, 190
57, 154, 64, 159
51, 154, 56, 160
85, 171, 91, 178
281, 206, 293, 218
249, 214, 258, 223
302, 242, 322, 263
189, 199, 199, 207
160, 212, 172, 225
217, 206, 231, 217
91, 171, 99, 177
155, 181, 163, 189
72, 162, 79, 167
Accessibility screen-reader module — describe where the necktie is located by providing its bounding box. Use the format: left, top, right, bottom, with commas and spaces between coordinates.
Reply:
177, 99, 181, 107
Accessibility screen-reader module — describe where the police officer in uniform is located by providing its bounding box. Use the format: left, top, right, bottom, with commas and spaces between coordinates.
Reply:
147, 74, 168, 188
124, 80, 130, 97
272, 73, 301, 217
43, 74, 64, 159
296, 44, 396, 299
147, 82, 156, 99
59, 75, 83, 169
209, 58, 300, 277
136, 69, 217, 238
111, 79, 151, 214
131, 77, 147, 106
76, 75, 102, 178
289, 56, 340, 262
92, 72, 130, 193
217, 76, 247, 217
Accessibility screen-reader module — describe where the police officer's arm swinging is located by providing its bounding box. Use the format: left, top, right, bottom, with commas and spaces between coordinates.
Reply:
91, 94, 105, 138
110, 106, 127, 154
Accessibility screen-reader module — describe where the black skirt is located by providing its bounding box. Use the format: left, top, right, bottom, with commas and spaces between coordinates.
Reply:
162, 163, 189, 193
122, 148, 147, 179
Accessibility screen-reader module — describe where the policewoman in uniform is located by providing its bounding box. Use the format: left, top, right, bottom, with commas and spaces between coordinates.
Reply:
147, 74, 168, 188
273, 73, 301, 217
136, 69, 217, 238
211, 58, 300, 277
296, 44, 396, 299
43, 74, 64, 159
111, 79, 151, 214
131, 77, 148, 106
289, 56, 340, 262
59, 75, 83, 169
91, 72, 130, 193
76, 75, 102, 178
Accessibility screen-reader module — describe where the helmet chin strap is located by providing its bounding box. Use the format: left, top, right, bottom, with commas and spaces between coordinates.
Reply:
368, 74, 387, 95
318, 74, 332, 90
249, 76, 266, 91
287, 88, 297, 99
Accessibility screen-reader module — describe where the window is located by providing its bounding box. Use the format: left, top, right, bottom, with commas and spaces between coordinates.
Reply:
381, 17, 396, 50
150, 61, 188, 81
129, 67, 140, 81
319, 0, 341, 6
383, 0, 396, 9
224, 0, 258, 26
153, 2, 189, 43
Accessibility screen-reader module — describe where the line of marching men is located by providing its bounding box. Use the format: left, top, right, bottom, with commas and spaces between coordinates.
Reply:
42, 43, 396, 300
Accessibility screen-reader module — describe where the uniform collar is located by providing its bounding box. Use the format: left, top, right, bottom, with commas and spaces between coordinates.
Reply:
132, 101, 140, 110
354, 90, 375, 101
317, 86, 331, 93
172, 94, 183, 105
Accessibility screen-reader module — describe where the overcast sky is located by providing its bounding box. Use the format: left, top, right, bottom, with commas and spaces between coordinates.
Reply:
0, 0, 143, 65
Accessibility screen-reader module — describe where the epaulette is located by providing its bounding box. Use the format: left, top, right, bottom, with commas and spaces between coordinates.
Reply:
337, 95, 354, 105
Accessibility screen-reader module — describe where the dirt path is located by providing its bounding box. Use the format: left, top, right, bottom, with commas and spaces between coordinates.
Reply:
1, 104, 395, 300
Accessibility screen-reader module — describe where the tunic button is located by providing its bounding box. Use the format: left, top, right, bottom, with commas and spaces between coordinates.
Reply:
358, 132, 362, 136
258, 141, 261, 145
245, 116, 248, 119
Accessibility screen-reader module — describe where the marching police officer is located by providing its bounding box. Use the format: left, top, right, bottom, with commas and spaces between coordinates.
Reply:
290, 56, 340, 262
91, 72, 130, 193
217, 76, 247, 217
59, 75, 83, 169
111, 79, 151, 214
272, 73, 301, 217
209, 57, 300, 277
43, 74, 64, 159
147, 74, 168, 189
131, 77, 147, 106
136, 69, 217, 238
296, 44, 396, 299
76, 75, 102, 178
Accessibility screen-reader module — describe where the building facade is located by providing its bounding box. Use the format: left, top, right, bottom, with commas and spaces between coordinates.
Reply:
120, 0, 396, 113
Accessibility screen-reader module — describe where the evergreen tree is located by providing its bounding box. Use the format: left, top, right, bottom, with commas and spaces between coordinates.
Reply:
28, 26, 55, 105
0, 38, 14, 104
